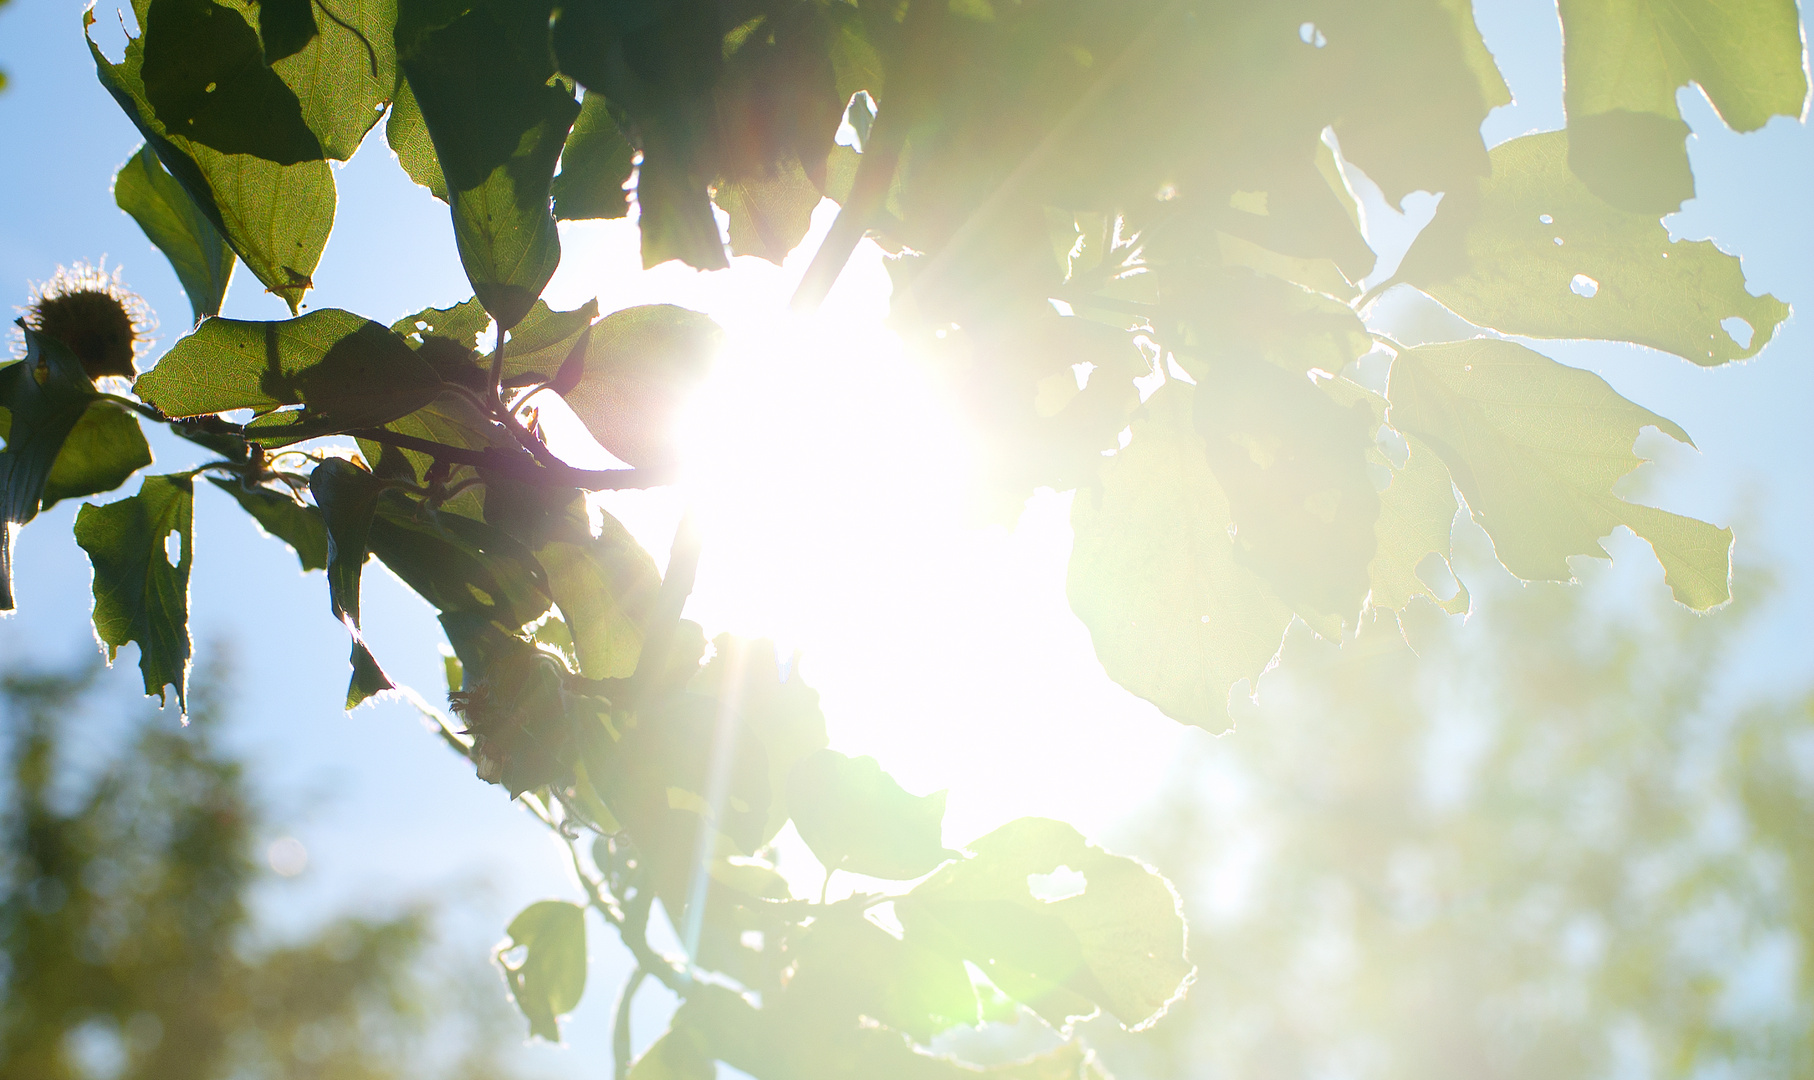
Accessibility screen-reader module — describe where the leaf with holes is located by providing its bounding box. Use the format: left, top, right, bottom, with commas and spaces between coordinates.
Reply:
1396, 131, 1788, 366
1388, 338, 1732, 609
1558, 0, 1806, 212
74, 474, 194, 707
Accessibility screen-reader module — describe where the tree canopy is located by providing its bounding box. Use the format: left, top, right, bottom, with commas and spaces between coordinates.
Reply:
1, 0, 1804, 1076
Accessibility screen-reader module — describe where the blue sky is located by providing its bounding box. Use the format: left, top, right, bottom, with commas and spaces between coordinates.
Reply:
1, 0, 1810, 1071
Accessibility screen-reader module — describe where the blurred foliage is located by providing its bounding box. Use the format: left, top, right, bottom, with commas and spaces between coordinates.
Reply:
0, 655, 542, 1080
1086, 552, 1814, 1079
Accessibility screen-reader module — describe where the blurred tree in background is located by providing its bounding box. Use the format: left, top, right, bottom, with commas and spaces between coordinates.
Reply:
1087, 549, 1814, 1080
0, 655, 541, 1080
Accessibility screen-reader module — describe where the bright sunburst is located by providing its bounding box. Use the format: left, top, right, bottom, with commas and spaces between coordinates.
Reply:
539, 205, 1185, 848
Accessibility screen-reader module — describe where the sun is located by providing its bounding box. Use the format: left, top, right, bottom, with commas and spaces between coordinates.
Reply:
540, 207, 1186, 846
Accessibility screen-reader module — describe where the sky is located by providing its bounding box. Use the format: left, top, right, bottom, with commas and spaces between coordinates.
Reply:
0, 0, 1810, 1073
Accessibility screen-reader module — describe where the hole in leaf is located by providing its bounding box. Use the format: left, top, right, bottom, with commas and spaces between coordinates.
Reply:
1539, 214, 1553, 224
1553, 237, 1564, 246
1721, 317, 1754, 349
1570, 274, 1598, 298
1367, 461, 1392, 492
163, 530, 182, 567
739, 929, 765, 950
1298, 21, 1327, 46
1376, 426, 1410, 469
1414, 552, 1461, 602
1027, 865, 1088, 903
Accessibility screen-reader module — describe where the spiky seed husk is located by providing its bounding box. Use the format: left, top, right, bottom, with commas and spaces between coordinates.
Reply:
20, 260, 154, 381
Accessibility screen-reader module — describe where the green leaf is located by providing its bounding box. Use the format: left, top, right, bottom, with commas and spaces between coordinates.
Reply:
207, 476, 328, 572
552, 90, 635, 221
308, 458, 393, 701
897, 817, 1191, 1031
536, 508, 661, 679
73, 474, 194, 708
500, 899, 588, 1042
139, 0, 323, 164
114, 143, 236, 321
558, 304, 722, 468
262, 0, 400, 161
385, 75, 447, 201
1559, 0, 1806, 213
367, 495, 553, 631
1318, 377, 1470, 617
392, 296, 488, 351
90, 16, 334, 312
788, 749, 958, 880
717, 158, 823, 265
0, 328, 99, 610
627, 1027, 715, 1080
398, 0, 581, 329
1068, 384, 1294, 733
135, 309, 441, 444
1193, 355, 1380, 632
502, 298, 600, 387
783, 902, 978, 1041
1388, 338, 1732, 610
41, 402, 153, 510
1396, 131, 1789, 366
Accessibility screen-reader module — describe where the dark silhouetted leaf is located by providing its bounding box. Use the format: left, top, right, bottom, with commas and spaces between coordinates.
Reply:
789, 749, 958, 880
114, 143, 235, 321
308, 458, 392, 704
0, 328, 99, 610
499, 899, 587, 1042
208, 476, 328, 572
1388, 338, 1732, 609
74, 473, 194, 707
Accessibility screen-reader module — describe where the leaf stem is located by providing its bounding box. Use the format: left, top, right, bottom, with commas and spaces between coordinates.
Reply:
613, 967, 649, 1080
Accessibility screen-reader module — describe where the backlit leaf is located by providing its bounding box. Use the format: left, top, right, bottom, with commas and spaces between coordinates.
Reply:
74, 473, 194, 707
1559, 0, 1806, 212
262, 0, 399, 161
1396, 131, 1789, 366
553, 91, 635, 221
40, 402, 153, 510
783, 902, 978, 1040
500, 899, 587, 1042
1388, 338, 1732, 609
788, 749, 958, 880
114, 143, 235, 321
90, 16, 334, 312
628, 1027, 715, 1080
536, 507, 661, 679
559, 305, 721, 469
385, 75, 447, 201
139, 0, 322, 164
718, 158, 822, 264
695, 635, 828, 843
1068, 384, 1294, 733
398, 0, 580, 329
136, 309, 441, 443
897, 817, 1191, 1031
